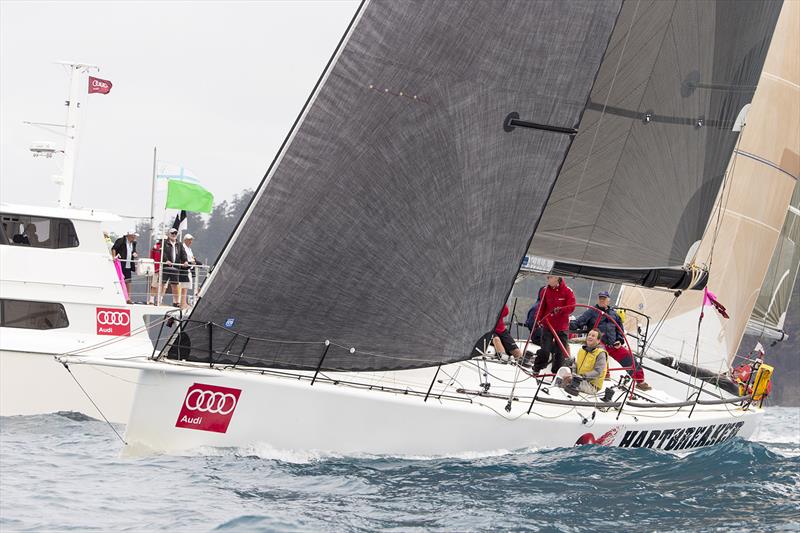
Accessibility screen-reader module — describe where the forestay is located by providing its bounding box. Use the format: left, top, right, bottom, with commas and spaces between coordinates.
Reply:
181, 0, 623, 371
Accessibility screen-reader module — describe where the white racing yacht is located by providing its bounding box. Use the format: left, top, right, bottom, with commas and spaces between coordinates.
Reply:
62, 0, 797, 454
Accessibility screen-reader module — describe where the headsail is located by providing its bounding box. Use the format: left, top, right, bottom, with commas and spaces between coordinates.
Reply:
529, 0, 783, 278
619, 0, 799, 372
182, 0, 624, 371
746, 182, 800, 340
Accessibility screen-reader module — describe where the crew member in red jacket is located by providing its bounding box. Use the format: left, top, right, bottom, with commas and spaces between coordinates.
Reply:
530, 276, 576, 373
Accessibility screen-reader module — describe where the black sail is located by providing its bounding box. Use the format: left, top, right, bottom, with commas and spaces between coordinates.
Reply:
530, 0, 783, 272
181, 0, 623, 371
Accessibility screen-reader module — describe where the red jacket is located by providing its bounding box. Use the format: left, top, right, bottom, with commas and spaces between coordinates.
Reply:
536, 281, 576, 332
150, 243, 162, 273
495, 305, 510, 334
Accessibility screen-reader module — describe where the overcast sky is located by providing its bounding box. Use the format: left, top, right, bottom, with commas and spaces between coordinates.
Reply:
1, 0, 359, 221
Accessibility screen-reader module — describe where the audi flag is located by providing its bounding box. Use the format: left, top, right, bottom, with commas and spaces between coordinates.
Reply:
88, 76, 112, 94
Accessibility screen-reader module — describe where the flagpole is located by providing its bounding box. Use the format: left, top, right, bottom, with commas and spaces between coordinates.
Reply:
150, 146, 157, 239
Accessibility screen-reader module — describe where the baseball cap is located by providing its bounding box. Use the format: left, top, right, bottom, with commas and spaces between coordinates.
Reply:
598, 290, 611, 298
168, 228, 178, 234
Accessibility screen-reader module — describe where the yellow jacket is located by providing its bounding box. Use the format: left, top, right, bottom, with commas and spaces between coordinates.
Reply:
574, 345, 608, 390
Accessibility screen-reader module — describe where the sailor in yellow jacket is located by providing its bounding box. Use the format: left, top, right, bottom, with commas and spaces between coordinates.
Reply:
562, 328, 608, 396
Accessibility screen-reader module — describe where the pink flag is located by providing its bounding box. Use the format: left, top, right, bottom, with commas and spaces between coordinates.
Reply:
703, 288, 729, 319
114, 258, 129, 302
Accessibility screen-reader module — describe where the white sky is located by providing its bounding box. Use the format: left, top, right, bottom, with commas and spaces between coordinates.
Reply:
0, 0, 359, 223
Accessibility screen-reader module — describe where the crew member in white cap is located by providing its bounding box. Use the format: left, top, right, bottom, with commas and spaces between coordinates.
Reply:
111, 230, 139, 303
180, 234, 200, 309
163, 228, 187, 307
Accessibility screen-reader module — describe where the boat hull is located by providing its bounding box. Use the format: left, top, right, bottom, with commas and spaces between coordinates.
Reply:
122, 359, 763, 456
0, 350, 138, 424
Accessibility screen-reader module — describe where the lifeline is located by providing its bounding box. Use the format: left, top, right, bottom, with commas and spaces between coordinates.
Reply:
617, 421, 745, 450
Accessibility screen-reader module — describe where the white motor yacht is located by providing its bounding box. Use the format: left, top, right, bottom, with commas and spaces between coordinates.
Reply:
0, 202, 178, 423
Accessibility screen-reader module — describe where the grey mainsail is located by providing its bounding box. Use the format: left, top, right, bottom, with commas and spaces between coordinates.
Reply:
179, 0, 782, 372
530, 0, 783, 275
181, 0, 623, 371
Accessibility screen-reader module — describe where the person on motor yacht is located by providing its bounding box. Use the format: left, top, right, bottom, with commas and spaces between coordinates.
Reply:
561, 328, 607, 396
111, 230, 139, 303
149, 237, 165, 305
180, 234, 201, 309
162, 228, 188, 307
22, 223, 41, 246
571, 291, 652, 391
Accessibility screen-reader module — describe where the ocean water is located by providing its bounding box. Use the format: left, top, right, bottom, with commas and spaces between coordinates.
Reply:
1, 408, 798, 532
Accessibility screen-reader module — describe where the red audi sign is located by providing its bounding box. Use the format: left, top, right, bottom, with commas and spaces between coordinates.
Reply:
176, 383, 242, 434
96, 307, 131, 336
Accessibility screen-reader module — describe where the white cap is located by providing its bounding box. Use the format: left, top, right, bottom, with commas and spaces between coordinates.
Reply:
183, 233, 194, 240
126, 230, 139, 236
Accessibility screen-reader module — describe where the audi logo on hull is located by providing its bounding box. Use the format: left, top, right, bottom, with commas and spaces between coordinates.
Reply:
176, 383, 242, 433
96, 307, 131, 336
185, 389, 237, 415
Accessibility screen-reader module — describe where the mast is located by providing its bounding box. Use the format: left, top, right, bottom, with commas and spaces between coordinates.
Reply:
55, 61, 97, 208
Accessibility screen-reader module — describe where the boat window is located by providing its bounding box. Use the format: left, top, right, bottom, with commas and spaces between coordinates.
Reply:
0, 213, 80, 249
0, 299, 69, 330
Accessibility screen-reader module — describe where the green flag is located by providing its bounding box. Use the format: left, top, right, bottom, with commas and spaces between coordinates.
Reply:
165, 180, 213, 213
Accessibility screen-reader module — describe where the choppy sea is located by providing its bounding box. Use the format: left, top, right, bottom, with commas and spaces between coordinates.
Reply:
1, 407, 798, 532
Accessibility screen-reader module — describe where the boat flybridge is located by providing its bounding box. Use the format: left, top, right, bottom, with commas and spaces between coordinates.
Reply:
60, 0, 796, 455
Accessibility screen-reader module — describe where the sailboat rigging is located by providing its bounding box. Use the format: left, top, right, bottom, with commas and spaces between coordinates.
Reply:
60, 0, 797, 455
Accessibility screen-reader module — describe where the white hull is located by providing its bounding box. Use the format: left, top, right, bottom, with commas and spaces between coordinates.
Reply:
0, 301, 176, 423
78, 355, 764, 456
0, 350, 139, 423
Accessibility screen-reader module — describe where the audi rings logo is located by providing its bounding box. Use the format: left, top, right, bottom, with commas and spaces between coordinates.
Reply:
96, 307, 131, 336
185, 389, 237, 415
97, 310, 130, 326
176, 383, 242, 433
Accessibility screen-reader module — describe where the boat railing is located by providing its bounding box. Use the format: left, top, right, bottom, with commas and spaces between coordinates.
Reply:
519, 303, 751, 417
153, 317, 753, 418
110, 257, 212, 306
